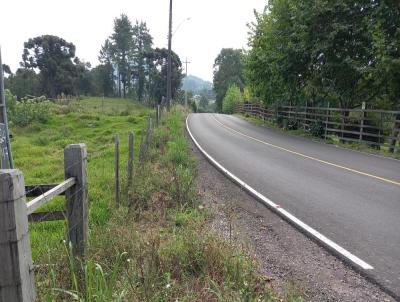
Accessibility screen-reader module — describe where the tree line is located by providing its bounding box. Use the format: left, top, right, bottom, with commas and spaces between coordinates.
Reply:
214, 0, 400, 112
3, 14, 183, 104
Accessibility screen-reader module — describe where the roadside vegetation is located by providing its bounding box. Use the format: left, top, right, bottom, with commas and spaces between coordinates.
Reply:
213, 1, 399, 113
8, 94, 303, 301
212, 1, 399, 157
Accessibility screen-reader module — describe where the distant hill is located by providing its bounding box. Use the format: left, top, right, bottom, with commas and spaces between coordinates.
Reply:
182, 75, 213, 95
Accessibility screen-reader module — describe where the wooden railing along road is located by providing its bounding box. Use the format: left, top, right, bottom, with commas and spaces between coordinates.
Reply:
235, 103, 400, 152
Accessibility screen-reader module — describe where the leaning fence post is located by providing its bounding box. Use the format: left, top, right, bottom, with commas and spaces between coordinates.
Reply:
64, 144, 88, 258
0, 170, 36, 302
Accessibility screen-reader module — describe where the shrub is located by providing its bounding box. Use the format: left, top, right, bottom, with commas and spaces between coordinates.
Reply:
223, 85, 243, 114
5, 91, 52, 127
310, 120, 325, 138
284, 118, 299, 130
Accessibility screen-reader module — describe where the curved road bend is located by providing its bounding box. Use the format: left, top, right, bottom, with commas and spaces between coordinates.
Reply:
187, 113, 400, 297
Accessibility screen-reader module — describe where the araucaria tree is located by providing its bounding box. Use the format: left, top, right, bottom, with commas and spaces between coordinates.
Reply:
22, 35, 78, 98
213, 48, 245, 112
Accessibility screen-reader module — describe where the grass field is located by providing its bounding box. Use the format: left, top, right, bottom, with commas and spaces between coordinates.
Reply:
10, 97, 152, 259
8, 98, 303, 301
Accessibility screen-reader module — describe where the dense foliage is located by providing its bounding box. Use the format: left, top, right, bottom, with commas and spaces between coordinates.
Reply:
222, 85, 243, 114
246, 0, 400, 110
213, 49, 245, 112
5, 90, 51, 127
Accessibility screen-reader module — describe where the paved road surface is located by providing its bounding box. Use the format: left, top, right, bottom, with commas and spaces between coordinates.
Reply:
187, 113, 400, 298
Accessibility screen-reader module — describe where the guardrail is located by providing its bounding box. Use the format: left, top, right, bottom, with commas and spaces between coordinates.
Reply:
235, 103, 400, 152
0, 144, 88, 302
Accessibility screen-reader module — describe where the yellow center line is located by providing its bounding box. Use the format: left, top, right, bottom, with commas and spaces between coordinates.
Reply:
211, 114, 400, 187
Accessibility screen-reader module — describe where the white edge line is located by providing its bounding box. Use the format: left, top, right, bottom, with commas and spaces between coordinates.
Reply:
186, 114, 374, 271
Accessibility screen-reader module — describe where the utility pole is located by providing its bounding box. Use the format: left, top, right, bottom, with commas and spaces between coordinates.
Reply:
0, 46, 13, 169
183, 58, 191, 108
167, 0, 173, 110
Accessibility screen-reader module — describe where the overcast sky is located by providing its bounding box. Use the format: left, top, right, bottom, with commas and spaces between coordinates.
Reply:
0, 0, 267, 82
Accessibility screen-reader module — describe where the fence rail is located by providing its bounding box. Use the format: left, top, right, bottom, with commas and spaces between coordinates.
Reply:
235, 103, 400, 152
0, 143, 88, 302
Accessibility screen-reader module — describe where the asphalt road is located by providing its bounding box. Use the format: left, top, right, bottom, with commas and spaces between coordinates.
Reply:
187, 113, 400, 298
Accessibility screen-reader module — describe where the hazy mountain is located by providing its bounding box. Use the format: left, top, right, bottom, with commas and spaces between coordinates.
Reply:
182, 75, 213, 95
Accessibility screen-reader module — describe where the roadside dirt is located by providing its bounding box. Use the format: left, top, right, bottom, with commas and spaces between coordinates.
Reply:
190, 139, 396, 302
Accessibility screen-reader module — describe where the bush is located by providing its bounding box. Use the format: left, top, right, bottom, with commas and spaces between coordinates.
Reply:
223, 85, 243, 114
283, 118, 298, 130
310, 120, 325, 138
5, 90, 52, 127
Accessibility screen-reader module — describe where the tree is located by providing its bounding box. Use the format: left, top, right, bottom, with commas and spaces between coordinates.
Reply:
98, 39, 116, 96
146, 48, 183, 104
73, 58, 92, 97
109, 14, 134, 98
22, 35, 77, 98
4, 68, 41, 99
199, 94, 209, 110
367, 0, 400, 109
90, 64, 114, 97
213, 49, 245, 112
223, 84, 242, 114
132, 21, 153, 102
2, 64, 11, 75
246, 0, 400, 110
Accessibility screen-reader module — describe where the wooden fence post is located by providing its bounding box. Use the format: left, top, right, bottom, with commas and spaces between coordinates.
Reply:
389, 114, 400, 153
114, 136, 120, 207
325, 102, 330, 140
127, 132, 134, 190
359, 102, 366, 141
64, 144, 88, 258
0, 170, 36, 302
146, 117, 152, 150
139, 129, 145, 164
157, 105, 160, 127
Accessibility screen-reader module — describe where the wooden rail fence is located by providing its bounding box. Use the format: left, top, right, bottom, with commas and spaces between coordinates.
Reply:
0, 144, 88, 302
235, 103, 400, 152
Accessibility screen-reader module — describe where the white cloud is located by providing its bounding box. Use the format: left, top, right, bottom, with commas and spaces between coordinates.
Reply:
0, 0, 266, 82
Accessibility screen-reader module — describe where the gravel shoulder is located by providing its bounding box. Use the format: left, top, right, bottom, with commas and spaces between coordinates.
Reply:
189, 137, 396, 302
